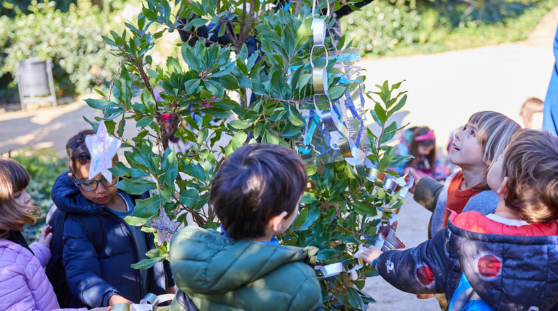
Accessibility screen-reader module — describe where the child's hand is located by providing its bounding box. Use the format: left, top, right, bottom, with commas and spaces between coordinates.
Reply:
38, 225, 53, 248
108, 295, 133, 306
167, 285, 178, 294
406, 169, 422, 194
358, 246, 383, 265
416, 294, 435, 299
89, 308, 111, 311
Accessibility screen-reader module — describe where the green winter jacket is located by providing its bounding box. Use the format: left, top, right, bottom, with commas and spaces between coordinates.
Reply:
169, 226, 322, 311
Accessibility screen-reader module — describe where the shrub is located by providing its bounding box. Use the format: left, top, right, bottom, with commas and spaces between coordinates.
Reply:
341, 0, 558, 57
0, 0, 123, 103
341, 2, 422, 55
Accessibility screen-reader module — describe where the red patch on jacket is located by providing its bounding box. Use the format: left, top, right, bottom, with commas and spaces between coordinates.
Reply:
416, 266, 435, 285
477, 255, 501, 278
450, 211, 558, 237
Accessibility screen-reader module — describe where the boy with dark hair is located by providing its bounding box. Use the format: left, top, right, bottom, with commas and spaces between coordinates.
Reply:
46, 129, 174, 308
359, 129, 558, 310
169, 144, 322, 311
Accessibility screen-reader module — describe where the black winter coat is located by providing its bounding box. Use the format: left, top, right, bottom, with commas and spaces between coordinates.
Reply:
377, 211, 558, 311
50, 170, 174, 307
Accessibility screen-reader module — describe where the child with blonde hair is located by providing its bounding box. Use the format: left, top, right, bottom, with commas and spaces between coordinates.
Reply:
361, 129, 558, 310
411, 111, 521, 238
0, 157, 108, 311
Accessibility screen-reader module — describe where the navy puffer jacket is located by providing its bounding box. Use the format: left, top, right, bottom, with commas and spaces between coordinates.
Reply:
50, 170, 174, 307
376, 211, 558, 311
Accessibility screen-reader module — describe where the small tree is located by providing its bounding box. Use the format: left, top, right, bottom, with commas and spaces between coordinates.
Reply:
86, 0, 411, 309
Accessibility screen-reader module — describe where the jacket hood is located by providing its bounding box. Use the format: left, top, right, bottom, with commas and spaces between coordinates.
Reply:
51, 169, 105, 215
169, 226, 318, 295
448, 211, 558, 310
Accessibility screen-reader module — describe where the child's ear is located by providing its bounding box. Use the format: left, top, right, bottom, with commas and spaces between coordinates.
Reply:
269, 211, 288, 233
497, 176, 509, 195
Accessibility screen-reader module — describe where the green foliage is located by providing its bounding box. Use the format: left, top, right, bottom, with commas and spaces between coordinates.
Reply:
90, 0, 410, 309
341, 0, 557, 57
8, 149, 67, 242
0, 0, 125, 103
341, 2, 422, 55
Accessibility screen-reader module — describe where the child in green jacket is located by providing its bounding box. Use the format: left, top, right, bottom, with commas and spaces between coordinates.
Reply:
169, 144, 322, 311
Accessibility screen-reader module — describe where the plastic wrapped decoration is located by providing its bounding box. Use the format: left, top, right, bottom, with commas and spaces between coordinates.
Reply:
296, 47, 372, 166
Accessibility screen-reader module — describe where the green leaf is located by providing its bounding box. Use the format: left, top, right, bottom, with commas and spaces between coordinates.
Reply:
161, 149, 179, 187
131, 256, 165, 270
388, 155, 414, 169
202, 108, 232, 119
124, 216, 149, 226
179, 189, 200, 207
347, 287, 363, 308
117, 118, 126, 137
328, 85, 346, 100
184, 79, 201, 94
297, 73, 312, 89
136, 117, 154, 128
350, 201, 377, 217
191, 18, 208, 27
298, 207, 320, 231
116, 179, 157, 195
300, 192, 317, 204
287, 105, 305, 127
135, 195, 163, 218
374, 103, 388, 124
387, 94, 407, 118
306, 165, 317, 176
225, 131, 248, 157
230, 120, 252, 130
377, 145, 397, 171
317, 249, 335, 260
295, 17, 313, 47
181, 43, 201, 72
84, 99, 119, 110
182, 160, 206, 182
291, 208, 308, 231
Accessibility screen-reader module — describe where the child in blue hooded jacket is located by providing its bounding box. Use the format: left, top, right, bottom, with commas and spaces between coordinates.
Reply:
360, 129, 558, 311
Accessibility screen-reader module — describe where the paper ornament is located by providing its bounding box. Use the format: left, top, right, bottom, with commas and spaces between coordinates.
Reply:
85, 120, 120, 181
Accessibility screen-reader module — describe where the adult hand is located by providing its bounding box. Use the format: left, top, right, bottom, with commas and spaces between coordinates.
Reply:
38, 225, 53, 248
416, 294, 435, 299
406, 169, 422, 194
358, 246, 383, 265
108, 295, 133, 306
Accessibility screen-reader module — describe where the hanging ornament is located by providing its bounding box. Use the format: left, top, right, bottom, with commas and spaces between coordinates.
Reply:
85, 120, 120, 181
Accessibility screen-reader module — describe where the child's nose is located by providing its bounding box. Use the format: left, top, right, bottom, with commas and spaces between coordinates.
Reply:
96, 183, 107, 193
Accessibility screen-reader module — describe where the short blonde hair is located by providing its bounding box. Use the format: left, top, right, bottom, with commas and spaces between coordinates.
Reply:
0, 158, 39, 237
468, 111, 521, 189
502, 129, 558, 223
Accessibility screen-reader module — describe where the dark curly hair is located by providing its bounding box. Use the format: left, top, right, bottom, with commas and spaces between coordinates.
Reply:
66, 129, 96, 173
210, 144, 307, 240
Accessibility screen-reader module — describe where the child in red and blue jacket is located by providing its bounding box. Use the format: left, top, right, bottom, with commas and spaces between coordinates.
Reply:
360, 129, 558, 311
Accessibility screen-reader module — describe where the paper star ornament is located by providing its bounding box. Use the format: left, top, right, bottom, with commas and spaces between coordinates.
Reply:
85, 121, 120, 181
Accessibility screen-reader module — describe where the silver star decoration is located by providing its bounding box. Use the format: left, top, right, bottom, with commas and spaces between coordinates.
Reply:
85, 121, 120, 181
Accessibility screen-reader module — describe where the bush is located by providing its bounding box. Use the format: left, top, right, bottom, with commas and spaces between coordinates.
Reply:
7, 149, 67, 242
341, 2, 422, 55
341, 0, 558, 57
0, 0, 124, 104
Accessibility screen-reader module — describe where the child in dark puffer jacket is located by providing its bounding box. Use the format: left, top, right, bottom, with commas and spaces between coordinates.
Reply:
360, 129, 558, 311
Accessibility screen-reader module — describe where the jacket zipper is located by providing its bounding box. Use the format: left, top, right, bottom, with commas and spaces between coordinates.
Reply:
103, 206, 143, 297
